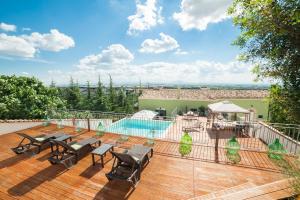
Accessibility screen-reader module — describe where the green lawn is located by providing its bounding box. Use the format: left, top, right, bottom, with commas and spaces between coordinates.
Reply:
139, 98, 269, 119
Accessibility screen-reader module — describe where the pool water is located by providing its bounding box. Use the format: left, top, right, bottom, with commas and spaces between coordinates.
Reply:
106, 118, 172, 138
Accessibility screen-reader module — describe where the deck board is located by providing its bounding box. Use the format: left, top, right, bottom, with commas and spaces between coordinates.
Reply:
0, 124, 289, 199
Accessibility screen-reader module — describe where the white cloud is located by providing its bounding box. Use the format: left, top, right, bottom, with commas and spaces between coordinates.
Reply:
139, 33, 179, 54
50, 60, 253, 85
48, 70, 63, 75
0, 22, 16, 32
0, 29, 75, 58
22, 29, 75, 52
21, 72, 29, 75
127, 0, 164, 35
78, 44, 134, 69
175, 49, 188, 55
22, 27, 31, 31
0, 33, 36, 57
173, 0, 232, 31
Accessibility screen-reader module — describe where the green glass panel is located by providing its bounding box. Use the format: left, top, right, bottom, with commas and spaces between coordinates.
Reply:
226, 136, 240, 155
96, 121, 105, 136
226, 151, 241, 164
75, 121, 81, 132
268, 138, 286, 160
57, 119, 63, 129
120, 128, 129, 141
43, 116, 50, 126
147, 129, 155, 145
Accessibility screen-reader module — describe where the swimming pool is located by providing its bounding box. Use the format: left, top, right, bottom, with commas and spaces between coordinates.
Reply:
106, 118, 172, 138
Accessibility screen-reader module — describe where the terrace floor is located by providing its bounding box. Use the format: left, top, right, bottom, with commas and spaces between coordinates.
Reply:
0, 124, 292, 199
164, 116, 268, 151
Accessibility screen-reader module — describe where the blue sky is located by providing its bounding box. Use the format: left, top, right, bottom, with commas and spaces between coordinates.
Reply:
0, 0, 259, 85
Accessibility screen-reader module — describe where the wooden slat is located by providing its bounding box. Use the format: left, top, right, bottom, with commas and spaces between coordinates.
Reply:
0, 124, 289, 199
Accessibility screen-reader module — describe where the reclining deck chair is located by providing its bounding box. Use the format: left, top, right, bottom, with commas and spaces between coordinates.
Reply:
48, 137, 101, 168
106, 145, 153, 187
11, 132, 66, 154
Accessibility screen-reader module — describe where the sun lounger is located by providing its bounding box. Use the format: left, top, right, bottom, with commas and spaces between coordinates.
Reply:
11, 132, 66, 154
106, 144, 153, 187
183, 121, 204, 133
124, 144, 153, 169
48, 137, 101, 168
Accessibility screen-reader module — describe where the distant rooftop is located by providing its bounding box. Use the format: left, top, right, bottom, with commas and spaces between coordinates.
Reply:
140, 88, 269, 101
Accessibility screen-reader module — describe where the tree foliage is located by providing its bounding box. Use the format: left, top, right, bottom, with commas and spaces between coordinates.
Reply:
0, 74, 139, 119
229, 0, 300, 123
93, 76, 109, 111
0, 75, 65, 119
58, 75, 138, 114
62, 77, 82, 110
268, 84, 296, 123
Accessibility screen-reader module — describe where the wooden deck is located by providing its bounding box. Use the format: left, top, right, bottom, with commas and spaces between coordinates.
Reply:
0, 124, 292, 199
164, 116, 268, 152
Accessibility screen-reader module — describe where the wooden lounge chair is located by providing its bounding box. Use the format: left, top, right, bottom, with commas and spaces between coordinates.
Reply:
106, 145, 153, 187
11, 132, 66, 154
48, 137, 101, 168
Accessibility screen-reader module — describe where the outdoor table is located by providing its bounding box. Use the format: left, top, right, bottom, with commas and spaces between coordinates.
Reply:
50, 134, 73, 152
91, 144, 114, 167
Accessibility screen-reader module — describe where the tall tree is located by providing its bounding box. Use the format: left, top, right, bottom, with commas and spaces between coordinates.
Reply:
50, 79, 56, 88
94, 76, 109, 111
114, 87, 126, 112
229, 0, 300, 123
82, 81, 94, 110
125, 93, 135, 113
86, 81, 91, 100
108, 75, 116, 111
65, 77, 82, 109
0, 75, 65, 119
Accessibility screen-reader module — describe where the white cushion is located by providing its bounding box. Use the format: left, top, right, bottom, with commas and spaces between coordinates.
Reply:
71, 144, 82, 150
35, 137, 45, 142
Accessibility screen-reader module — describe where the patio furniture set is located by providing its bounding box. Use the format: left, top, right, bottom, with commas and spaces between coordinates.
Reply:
11, 131, 153, 187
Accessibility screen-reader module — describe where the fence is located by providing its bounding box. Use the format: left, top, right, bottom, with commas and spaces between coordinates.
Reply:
0, 120, 43, 135
170, 107, 178, 119
255, 122, 300, 154
47, 109, 300, 155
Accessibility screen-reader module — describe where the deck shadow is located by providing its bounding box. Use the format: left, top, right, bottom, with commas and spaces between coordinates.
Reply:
8, 165, 67, 196
36, 152, 52, 162
80, 153, 114, 179
93, 181, 134, 200
80, 164, 103, 179
0, 154, 29, 169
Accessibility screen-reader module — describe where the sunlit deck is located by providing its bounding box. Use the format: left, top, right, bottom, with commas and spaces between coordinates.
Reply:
164, 116, 268, 152
0, 124, 291, 199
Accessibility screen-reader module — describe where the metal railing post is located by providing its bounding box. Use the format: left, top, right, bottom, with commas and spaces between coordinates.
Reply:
87, 118, 90, 132
215, 128, 219, 163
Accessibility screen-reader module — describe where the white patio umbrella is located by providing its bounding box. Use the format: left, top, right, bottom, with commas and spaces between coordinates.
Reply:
131, 110, 158, 119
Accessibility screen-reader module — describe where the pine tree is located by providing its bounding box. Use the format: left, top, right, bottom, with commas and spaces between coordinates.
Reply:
83, 80, 93, 110
125, 93, 134, 113
108, 75, 116, 111
65, 77, 81, 109
50, 79, 56, 88
94, 75, 108, 111
87, 81, 91, 100
115, 87, 126, 112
